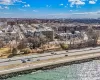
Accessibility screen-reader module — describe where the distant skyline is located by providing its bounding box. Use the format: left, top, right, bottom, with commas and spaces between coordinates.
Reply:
0, 0, 100, 18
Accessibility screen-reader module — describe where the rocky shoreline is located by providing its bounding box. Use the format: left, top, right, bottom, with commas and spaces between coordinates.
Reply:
0, 57, 100, 80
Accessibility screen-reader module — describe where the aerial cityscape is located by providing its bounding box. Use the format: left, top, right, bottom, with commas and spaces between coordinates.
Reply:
0, 0, 100, 80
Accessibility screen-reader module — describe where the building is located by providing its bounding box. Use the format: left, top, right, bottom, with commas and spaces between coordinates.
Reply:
57, 31, 82, 41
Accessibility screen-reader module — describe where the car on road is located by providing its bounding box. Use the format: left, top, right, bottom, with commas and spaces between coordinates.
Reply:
8, 59, 11, 61
27, 58, 31, 61
37, 59, 40, 61
65, 54, 68, 57
90, 48, 93, 50
51, 52, 57, 55
54, 53, 57, 55
66, 50, 68, 52
21, 59, 26, 63
51, 52, 54, 54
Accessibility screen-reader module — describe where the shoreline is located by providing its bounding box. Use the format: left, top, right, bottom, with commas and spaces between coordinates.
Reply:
0, 57, 100, 79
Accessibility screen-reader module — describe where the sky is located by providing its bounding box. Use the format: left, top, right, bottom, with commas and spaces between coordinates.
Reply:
0, 0, 100, 18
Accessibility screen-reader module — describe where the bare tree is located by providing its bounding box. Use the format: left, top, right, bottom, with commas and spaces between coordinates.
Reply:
87, 27, 99, 47
39, 35, 48, 45
27, 37, 40, 49
0, 40, 4, 48
92, 31, 99, 47
12, 48, 18, 55
17, 38, 28, 49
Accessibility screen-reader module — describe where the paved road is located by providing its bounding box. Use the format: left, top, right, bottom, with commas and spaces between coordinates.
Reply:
1, 51, 100, 75
0, 47, 100, 66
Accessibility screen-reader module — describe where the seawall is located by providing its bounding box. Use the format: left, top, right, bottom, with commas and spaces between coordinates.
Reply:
0, 52, 100, 79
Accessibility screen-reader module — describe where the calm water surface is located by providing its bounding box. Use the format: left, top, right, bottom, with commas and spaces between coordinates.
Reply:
7, 60, 100, 80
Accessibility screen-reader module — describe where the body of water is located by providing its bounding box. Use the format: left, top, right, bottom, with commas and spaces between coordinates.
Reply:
6, 60, 100, 80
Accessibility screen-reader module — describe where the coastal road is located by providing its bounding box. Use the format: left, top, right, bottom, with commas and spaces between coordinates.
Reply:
1, 51, 100, 75
0, 47, 100, 66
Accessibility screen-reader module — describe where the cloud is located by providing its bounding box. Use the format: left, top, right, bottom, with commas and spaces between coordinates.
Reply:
0, 6, 9, 9
65, 6, 67, 8
68, 0, 98, 7
33, 10, 38, 12
48, 13, 67, 16
60, 3, 64, 6
0, 0, 12, 5
47, 11, 100, 19
17, 0, 26, 4
4, 12, 12, 14
68, 0, 85, 7
0, 6, 3, 9
0, 0, 26, 5
23, 4, 30, 7
70, 10, 73, 11
46, 5, 51, 7
4, 6, 9, 9
72, 11, 100, 15
0, 0, 21, 5
19, 8, 26, 11
89, 0, 97, 4
48, 11, 100, 16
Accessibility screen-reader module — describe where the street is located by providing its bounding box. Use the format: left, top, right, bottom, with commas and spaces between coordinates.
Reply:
0, 47, 100, 66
